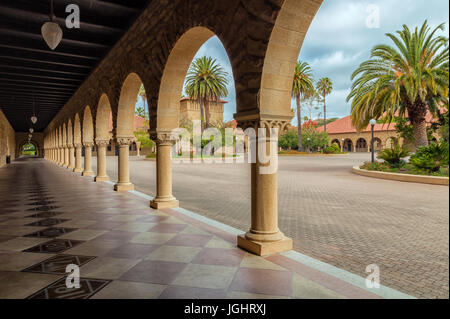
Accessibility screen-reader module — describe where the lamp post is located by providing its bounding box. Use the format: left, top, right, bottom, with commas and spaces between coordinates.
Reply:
370, 119, 377, 163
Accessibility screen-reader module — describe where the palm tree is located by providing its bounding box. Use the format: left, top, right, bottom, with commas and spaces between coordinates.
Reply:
292, 61, 315, 151
137, 84, 149, 120
347, 21, 449, 148
316, 77, 333, 132
185, 56, 229, 129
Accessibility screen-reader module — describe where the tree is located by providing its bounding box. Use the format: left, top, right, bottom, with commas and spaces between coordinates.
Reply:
135, 106, 146, 118
185, 56, 229, 130
347, 21, 449, 148
135, 84, 149, 120
292, 61, 314, 151
316, 77, 333, 132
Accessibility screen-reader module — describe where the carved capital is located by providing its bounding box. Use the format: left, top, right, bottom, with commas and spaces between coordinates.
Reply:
116, 137, 134, 146
95, 139, 110, 147
74, 143, 82, 148
83, 141, 94, 148
149, 130, 177, 145
234, 112, 292, 137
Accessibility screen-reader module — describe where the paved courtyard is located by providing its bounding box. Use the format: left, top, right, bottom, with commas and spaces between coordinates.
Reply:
94, 153, 449, 299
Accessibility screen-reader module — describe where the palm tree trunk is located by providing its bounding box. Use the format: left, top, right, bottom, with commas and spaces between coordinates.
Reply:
323, 95, 327, 132
199, 99, 205, 130
412, 120, 429, 148
296, 95, 302, 152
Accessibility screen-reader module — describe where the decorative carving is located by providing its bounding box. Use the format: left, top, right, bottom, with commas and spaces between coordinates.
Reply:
116, 137, 135, 146
234, 119, 290, 136
83, 142, 94, 148
149, 130, 177, 144
95, 139, 110, 147
73, 143, 82, 148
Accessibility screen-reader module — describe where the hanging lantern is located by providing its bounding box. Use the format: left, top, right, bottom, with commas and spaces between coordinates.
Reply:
31, 116, 38, 124
29, 128, 34, 134
41, 0, 62, 50
42, 22, 63, 50
28, 134, 33, 139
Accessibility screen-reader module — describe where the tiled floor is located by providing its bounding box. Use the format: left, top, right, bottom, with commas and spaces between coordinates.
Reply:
0, 158, 389, 299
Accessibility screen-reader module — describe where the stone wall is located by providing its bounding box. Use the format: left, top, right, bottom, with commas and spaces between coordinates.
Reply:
15, 132, 44, 158
0, 109, 16, 167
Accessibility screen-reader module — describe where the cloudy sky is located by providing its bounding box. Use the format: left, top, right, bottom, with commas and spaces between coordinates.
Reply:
138, 0, 449, 125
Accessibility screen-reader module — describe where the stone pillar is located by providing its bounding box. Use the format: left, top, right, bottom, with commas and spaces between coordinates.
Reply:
150, 132, 179, 209
82, 142, 95, 176
73, 143, 83, 173
136, 141, 141, 157
95, 139, 110, 182
63, 145, 69, 168
68, 145, 75, 170
236, 121, 292, 256
57, 147, 62, 165
114, 137, 134, 192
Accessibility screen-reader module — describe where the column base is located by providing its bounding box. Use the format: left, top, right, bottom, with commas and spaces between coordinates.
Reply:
94, 176, 110, 182
82, 171, 95, 177
68, 165, 75, 170
73, 168, 83, 173
114, 183, 134, 192
237, 234, 293, 256
63, 164, 69, 168
150, 198, 179, 209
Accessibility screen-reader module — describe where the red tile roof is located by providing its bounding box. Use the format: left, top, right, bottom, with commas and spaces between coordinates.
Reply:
317, 109, 444, 134
316, 116, 396, 134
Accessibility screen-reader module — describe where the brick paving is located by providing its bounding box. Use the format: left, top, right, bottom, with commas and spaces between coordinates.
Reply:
97, 153, 449, 299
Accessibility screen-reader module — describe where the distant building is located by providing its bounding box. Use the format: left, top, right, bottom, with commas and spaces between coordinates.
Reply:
180, 97, 227, 125
316, 111, 441, 152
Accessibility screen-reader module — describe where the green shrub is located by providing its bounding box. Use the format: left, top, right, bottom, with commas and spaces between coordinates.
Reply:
410, 141, 449, 172
323, 142, 341, 154
377, 144, 410, 168
279, 131, 298, 150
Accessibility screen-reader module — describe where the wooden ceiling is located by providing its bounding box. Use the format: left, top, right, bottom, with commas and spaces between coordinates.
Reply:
0, 0, 149, 132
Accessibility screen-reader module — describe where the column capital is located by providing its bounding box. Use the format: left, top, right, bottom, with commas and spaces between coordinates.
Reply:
234, 112, 292, 136
116, 136, 134, 146
74, 143, 82, 148
149, 130, 177, 144
95, 139, 110, 147
83, 141, 94, 148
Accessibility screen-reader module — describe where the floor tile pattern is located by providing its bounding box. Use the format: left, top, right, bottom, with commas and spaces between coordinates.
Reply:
0, 158, 383, 299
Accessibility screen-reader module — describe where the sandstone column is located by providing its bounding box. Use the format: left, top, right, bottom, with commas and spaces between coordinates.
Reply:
58, 146, 64, 166
95, 139, 110, 182
114, 137, 134, 191
63, 145, 69, 168
68, 145, 75, 170
150, 132, 179, 209
82, 142, 95, 176
73, 143, 83, 173
237, 121, 292, 256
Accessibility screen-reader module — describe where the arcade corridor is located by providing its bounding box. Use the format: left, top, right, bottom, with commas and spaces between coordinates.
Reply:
0, 158, 411, 299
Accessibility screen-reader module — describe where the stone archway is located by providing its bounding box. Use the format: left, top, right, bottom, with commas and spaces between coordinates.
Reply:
371, 137, 382, 152
344, 139, 354, 152
17, 140, 40, 157
331, 139, 341, 148
356, 138, 368, 152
